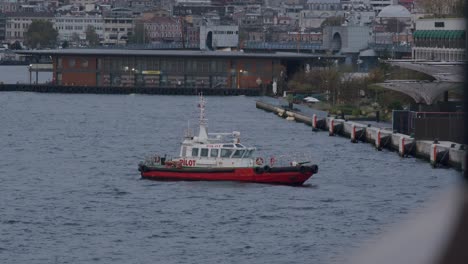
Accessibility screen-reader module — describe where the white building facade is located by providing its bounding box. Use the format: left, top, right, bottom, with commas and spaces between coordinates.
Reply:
412, 18, 466, 61
55, 14, 104, 42
5, 12, 54, 43
200, 24, 239, 50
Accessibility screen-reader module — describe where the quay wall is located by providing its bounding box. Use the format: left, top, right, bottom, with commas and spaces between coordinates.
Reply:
256, 100, 466, 171
0, 84, 261, 96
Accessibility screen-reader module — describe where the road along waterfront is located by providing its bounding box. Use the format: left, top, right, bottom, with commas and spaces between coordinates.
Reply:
0, 93, 461, 264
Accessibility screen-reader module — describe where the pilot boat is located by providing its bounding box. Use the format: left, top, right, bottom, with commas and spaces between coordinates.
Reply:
138, 95, 318, 186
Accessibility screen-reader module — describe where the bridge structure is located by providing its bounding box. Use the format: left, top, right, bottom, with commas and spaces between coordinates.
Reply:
377, 60, 464, 105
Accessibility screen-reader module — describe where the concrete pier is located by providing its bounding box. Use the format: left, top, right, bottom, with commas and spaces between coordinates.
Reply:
256, 100, 466, 171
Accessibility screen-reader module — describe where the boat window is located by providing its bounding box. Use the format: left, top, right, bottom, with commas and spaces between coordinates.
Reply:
244, 150, 254, 158
200, 148, 209, 157
192, 148, 199, 157
210, 148, 219, 158
223, 144, 234, 148
235, 144, 244, 148
220, 148, 233, 158
232, 149, 245, 158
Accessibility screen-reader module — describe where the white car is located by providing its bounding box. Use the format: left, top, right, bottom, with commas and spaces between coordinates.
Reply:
303, 96, 320, 103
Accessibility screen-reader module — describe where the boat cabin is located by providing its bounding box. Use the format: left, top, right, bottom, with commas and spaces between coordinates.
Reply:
181, 143, 255, 160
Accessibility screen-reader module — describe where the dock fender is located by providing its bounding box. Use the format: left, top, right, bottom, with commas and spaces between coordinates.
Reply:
329, 118, 335, 136
376, 129, 382, 150
399, 137, 405, 157
351, 124, 357, 143
312, 114, 318, 131
430, 144, 437, 167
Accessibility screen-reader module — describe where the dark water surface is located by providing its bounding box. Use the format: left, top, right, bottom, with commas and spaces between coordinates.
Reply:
0, 93, 460, 264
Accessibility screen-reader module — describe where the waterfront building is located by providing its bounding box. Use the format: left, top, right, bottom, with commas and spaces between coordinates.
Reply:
5, 12, 54, 43
19, 49, 328, 89
374, 3, 412, 45
55, 13, 104, 43
306, 0, 341, 11
0, 1, 20, 13
68, 0, 102, 7
412, 18, 466, 61
200, 24, 238, 50
141, 16, 182, 43
102, 8, 135, 45
173, 1, 225, 17
280, 2, 304, 21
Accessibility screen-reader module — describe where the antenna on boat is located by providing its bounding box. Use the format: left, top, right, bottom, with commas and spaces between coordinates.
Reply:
197, 93, 208, 142
185, 120, 193, 138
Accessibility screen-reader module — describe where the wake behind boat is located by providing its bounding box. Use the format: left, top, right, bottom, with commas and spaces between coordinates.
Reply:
138, 95, 318, 186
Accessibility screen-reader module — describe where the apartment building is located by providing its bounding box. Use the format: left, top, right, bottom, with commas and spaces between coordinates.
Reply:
142, 16, 182, 43
5, 12, 54, 43
55, 13, 104, 43
102, 12, 134, 45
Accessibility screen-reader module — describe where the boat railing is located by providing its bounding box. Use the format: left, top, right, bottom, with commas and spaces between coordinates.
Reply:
258, 153, 315, 167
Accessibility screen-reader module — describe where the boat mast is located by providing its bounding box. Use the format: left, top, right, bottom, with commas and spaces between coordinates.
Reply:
197, 94, 208, 142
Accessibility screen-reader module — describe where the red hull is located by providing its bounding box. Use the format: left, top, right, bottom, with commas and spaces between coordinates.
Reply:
139, 166, 317, 186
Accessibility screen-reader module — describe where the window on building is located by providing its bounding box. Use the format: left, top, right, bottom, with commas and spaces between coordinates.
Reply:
435, 22, 445, 28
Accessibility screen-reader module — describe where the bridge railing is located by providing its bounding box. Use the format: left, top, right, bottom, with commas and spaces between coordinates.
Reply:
243, 41, 324, 50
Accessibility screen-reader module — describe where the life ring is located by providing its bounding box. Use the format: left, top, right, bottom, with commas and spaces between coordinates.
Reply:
154, 155, 161, 163
255, 157, 264, 166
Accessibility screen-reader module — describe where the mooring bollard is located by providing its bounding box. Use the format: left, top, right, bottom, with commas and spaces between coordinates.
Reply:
351, 124, 357, 143
375, 129, 382, 150
430, 143, 450, 168
312, 114, 318, 132
399, 137, 415, 157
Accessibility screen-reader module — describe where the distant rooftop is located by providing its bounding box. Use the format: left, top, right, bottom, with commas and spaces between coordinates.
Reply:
377, 4, 411, 18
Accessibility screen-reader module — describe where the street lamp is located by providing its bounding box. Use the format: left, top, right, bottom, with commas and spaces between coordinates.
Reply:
237, 69, 243, 89
28, 64, 32, 84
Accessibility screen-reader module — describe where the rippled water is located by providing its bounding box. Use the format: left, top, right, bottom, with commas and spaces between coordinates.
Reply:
0, 93, 461, 264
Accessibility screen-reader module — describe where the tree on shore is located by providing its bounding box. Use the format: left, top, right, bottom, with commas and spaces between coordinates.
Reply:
10, 41, 22, 50
85, 25, 100, 46
70, 32, 81, 45
24, 20, 58, 49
